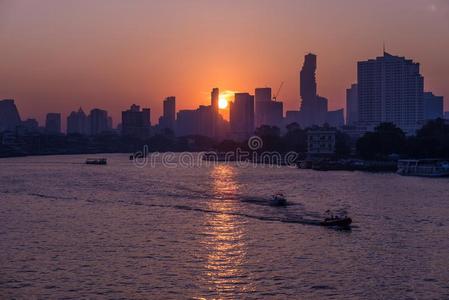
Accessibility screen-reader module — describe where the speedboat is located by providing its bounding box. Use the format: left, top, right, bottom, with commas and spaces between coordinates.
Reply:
85, 158, 107, 165
320, 216, 352, 227
269, 193, 287, 206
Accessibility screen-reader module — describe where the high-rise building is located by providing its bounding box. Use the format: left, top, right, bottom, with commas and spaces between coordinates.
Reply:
357, 52, 424, 134
445, 112, 449, 120
326, 109, 345, 127
121, 104, 151, 138
255, 88, 272, 103
89, 108, 109, 135
211, 88, 219, 137
22, 119, 39, 132
255, 88, 284, 128
159, 96, 176, 131
346, 84, 358, 125
423, 92, 444, 120
299, 54, 328, 127
230, 93, 254, 141
300, 53, 317, 104
0, 99, 21, 132
176, 109, 197, 136
45, 113, 61, 134
67, 108, 88, 135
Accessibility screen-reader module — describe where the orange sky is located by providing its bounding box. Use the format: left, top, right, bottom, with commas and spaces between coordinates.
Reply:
1, 0, 448, 128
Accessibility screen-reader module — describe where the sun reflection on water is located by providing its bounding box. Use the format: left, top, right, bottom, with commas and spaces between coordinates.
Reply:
201, 165, 253, 298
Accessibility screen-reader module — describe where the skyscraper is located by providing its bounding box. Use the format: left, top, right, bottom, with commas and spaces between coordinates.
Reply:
67, 108, 88, 135
0, 99, 21, 132
230, 93, 254, 141
300, 53, 317, 104
423, 92, 444, 120
357, 52, 424, 134
299, 54, 328, 127
176, 109, 197, 136
45, 113, 61, 134
211, 88, 219, 137
89, 108, 109, 135
346, 84, 358, 125
121, 104, 151, 138
159, 96, 176, 131
255, 87, 283, 128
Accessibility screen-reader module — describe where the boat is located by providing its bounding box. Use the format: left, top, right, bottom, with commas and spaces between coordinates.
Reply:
85, 158, 107, 165
269, 193, 287, 206
320, 216, 352, 227
397, 159, 449, 177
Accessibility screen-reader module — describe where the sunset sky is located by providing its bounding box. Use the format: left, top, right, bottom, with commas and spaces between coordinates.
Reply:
1, 0, 448, 127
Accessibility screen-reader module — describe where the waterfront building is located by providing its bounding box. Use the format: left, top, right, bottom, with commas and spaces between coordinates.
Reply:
67, 108, 88, 135
176, 109, 197, 136
326, 109, 345, 127
159, 96, 176, 131
22, 119, 39, 133
0, 99, 21, 132
121, 104, 151, 138
346, 84, 358, 125
255, 87, 284, 128
45, 113, 61, 134
230, 93, 254, 141
299, 54, 329, 127
307, 129, 336, 157
89, 108, 109, 135
423, 92, 444, 120
357, 52, 424, 134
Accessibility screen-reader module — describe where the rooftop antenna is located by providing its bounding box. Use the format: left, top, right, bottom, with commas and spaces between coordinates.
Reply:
383, 41, 386, 54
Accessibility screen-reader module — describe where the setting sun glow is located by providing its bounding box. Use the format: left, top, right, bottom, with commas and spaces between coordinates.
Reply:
218, 96, 228, 109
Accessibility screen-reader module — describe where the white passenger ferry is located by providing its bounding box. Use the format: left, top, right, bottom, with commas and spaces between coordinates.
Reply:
397, 159, 449, 177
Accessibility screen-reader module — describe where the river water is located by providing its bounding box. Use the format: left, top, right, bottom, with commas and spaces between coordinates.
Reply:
0, 154, 448, 299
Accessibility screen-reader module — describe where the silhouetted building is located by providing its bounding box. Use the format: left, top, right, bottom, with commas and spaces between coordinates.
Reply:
0, 99, 21, 132
230, 93, 254, 141
210, 88, 220, 137
307, 129, 336, 157
176, 109, 197, 136
121, 104, 151, 138
67, 108, 88, 135
284, 111, 301, 127
175, 104, 218, 138
107, 117, 113, 130
299, 54, 328, 127
159, 96, 176, 131
326, 109, 345, 127
197, 105, 214, 137
22, 118, 39, 133
423, 92, 444, 120
89, 108, 109, 135
445, 112, 449, 120
255, 88, 284, 128
357, 52, 424, 134
45, 113, 61, 134
346, 84, 358, 125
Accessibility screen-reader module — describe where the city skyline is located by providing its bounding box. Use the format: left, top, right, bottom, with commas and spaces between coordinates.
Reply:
1, 0, 449, 127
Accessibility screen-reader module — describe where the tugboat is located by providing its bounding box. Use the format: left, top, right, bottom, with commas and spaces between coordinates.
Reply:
85, 158, 107, 165
269, 193, 287, 206
320, 215, 352, 227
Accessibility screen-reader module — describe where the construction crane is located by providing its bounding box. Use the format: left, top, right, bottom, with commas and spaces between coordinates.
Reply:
273, 81, 284, 101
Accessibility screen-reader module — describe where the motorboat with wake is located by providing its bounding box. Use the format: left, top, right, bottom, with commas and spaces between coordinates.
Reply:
320, 215, 352, 227
85, 158, 107, 165
269, 193, 287, 206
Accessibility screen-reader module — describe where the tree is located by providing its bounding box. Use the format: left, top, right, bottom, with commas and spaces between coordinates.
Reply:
357, 123, 406, 159
407, 118, 449, 158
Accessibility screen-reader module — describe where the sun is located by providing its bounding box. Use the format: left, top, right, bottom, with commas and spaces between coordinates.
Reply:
218, 96, 228, 109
